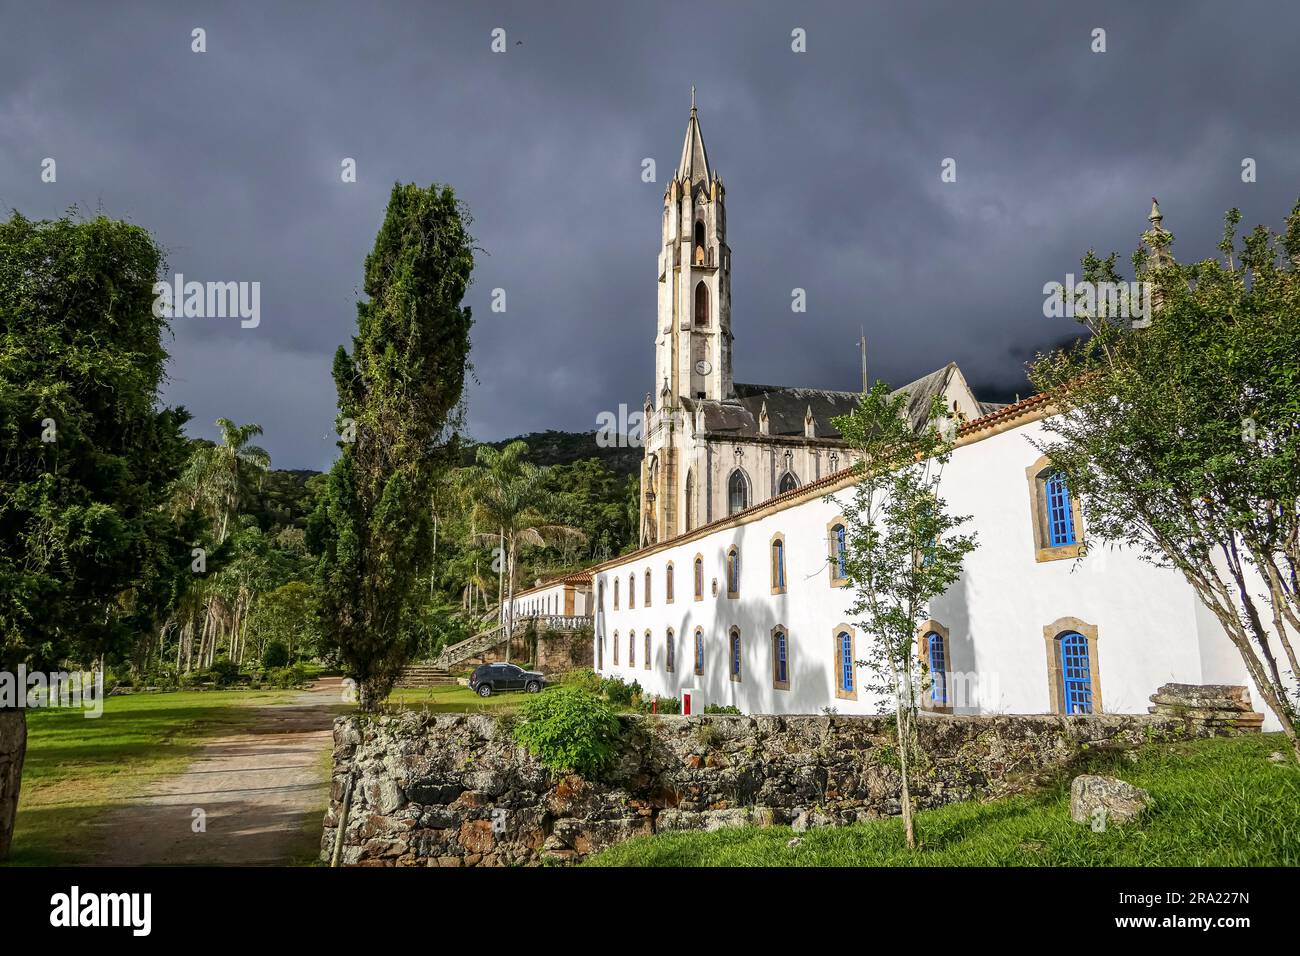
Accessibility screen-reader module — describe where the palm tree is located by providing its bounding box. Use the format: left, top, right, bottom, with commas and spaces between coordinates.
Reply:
167, 420, 271, 669
454, 441, 586, 662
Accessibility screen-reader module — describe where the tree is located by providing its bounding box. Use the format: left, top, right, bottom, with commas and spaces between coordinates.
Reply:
311, 183, 475, 710
187, 419, 271, 545
248, 581, 313, 663
831, 384, 978, 849
0, 211, 188, 859
1029, 200, 1300, 758
454, 441, 587, 660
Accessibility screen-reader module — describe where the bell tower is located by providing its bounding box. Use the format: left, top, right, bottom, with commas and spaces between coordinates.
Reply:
643, 91, 733, 545
654, 89, 733, 409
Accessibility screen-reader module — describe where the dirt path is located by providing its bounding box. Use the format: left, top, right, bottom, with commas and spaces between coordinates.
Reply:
89, 679, 345, 866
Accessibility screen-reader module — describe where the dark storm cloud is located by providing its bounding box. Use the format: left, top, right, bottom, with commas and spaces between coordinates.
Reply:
3, 1, 1298, 469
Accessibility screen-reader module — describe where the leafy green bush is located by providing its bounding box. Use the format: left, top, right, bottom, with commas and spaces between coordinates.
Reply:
599, 676, 641, 706
558, 669, 603, 694
512, 687, 623, 779
638, 695, 681, 714
145, 663, 179, 688
263, 663, 311, 688
206, 660, 242, 687
703, 704, 740, 715
262, 640, 290, 668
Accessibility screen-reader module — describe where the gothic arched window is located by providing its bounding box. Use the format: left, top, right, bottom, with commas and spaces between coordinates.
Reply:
727, 469, 749, 515
644, 569, 652, 608
778, 471, 799, 495
694, 220, 706, 265
694, 280, 709, 326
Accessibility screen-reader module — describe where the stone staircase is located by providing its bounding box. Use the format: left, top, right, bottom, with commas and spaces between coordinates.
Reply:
433, 623, 509, 670
395, 664, 455, 688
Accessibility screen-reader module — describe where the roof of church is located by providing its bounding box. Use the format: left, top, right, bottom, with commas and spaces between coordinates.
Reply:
677, 97, 712, 185
681, 363, 993, 441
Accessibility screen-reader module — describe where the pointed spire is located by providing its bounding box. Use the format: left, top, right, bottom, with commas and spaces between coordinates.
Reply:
678, 90, 711, 186
1144, 196, 1175, 270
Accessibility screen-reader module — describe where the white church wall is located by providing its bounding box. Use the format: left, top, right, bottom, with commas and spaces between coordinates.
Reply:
594, 412, 1280, 727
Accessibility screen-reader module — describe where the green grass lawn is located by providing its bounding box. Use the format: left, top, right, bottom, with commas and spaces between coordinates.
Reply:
588, 733, 1300, 867
5, 688, 307, 866
385, 684, 534, 713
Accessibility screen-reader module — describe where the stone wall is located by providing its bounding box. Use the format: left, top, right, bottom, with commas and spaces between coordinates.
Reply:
320, 708, 1226, 867
462, 630, 592, 673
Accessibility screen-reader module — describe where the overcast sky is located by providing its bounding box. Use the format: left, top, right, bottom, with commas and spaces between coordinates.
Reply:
3, 1, 1298, 470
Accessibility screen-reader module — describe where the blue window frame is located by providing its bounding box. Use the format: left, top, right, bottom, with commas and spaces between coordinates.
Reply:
774, 629, 788, 685
730, 629, 742, 679
838, 631, 854, 692
927, 632, 948, 706
694, 629, 704, 674
773, 539, 786, 589
834, 524, 848, 578
1059, 631, 1093, 714
1045, 471, 1076, 547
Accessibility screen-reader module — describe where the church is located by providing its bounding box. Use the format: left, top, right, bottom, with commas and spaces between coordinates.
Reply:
509, 99, 1285, 731
638, 96, 1004, 545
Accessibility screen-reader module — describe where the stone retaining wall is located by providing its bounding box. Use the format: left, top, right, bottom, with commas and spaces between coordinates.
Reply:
320, 708, 1228, 867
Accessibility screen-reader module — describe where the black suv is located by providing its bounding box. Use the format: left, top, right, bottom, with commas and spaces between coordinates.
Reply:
469, 663, 545, 697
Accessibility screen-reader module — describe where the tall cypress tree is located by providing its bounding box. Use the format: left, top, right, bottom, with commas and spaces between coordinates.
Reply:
311, 184, 475, 709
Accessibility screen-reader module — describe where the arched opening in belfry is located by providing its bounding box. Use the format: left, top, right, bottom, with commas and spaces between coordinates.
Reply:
694, 220, 706, 265
694, 280, 709, 326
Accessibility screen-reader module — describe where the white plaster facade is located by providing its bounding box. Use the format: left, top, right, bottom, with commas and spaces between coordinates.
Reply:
504, 572, 593, 622
599, 402, 1285, 729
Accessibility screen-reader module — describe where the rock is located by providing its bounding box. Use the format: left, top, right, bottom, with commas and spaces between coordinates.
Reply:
1069, 774, 1150, 826
1268, 752, 1288, 764
787, 837, 803, 848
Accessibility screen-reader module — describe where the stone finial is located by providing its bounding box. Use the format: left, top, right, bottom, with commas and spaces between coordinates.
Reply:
759, 400, 769, 435
804, 405, 816, 439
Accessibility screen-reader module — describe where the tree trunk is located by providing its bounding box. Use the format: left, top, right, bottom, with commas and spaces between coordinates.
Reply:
0, 708, 27, 861
894, 698, 916, 850
504, 538, 516, 665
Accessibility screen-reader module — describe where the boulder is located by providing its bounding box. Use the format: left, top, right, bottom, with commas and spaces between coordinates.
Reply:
1069, 774, 1150, 826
